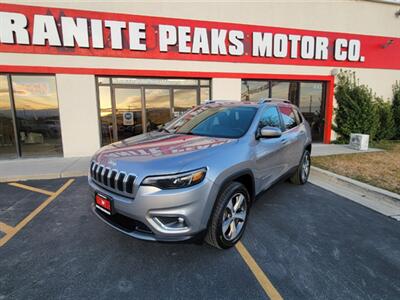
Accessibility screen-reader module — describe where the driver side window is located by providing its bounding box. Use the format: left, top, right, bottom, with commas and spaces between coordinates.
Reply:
259, 107, 281, 129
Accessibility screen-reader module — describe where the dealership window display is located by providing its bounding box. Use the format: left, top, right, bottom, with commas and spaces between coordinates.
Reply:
241, 79, 326, 141
0, 74, 62, 159
97, 77, 211, 146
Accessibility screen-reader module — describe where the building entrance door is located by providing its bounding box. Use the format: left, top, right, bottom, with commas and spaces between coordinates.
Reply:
97, 77, 212, 146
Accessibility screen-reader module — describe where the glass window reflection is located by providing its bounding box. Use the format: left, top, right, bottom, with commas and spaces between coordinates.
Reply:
299, 82, 324, 141
11, 75, 62, 158
99, 86, 113, 146
173, 89, 196, 117
0, 76, 17, 159
115, 88, 143, 140
145, 89, 171, 131
241, 80, 270, 101
271, 81, 298, 103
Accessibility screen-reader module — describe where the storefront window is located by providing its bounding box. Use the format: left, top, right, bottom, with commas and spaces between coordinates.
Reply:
96, 77, 211, 145
241, 79, 326, 141
145, 88, 171, 131
115, 88, 143, 140
241, 80, 270, 101
98, 86, 113, 146
0, 76, 17, 159
97, 77, 110, 85
299, 82, 324, 141
271, 81, 298, 103
11, 75, 62, 158
173, 89, 197, 117
200, 87, 210, 103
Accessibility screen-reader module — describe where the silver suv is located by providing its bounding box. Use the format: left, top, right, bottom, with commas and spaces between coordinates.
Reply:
88, 99, 312, 249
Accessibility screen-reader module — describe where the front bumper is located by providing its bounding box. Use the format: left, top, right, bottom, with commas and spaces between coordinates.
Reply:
88, 177, 216, 242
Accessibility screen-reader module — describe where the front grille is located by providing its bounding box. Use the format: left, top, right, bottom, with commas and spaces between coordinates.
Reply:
90, 161, 136, 196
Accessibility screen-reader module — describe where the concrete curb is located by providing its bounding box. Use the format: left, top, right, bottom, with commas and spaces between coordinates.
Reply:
0, 156, 90, 182
309, 166, 400, 220
0, 171, 87, 183
311, 166, 400, 202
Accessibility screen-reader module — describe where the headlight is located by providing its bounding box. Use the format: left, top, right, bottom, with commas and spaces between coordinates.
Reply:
141, 168, 207, 189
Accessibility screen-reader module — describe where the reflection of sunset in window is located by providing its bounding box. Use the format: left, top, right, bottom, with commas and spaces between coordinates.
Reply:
12, 76, 58, 110
174, 89, 196, 111
99, 86, 112, 117
96, 77, 211, 145
145, 89, 170, 108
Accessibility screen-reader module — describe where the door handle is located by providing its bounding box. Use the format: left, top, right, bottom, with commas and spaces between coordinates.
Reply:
281, 138, 289, 144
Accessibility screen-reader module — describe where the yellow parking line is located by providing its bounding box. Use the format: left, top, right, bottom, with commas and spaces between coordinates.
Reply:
235, 241, 284, 300
0, 222, 14, 234
8, 182, 54, 196
0, 179, 75, 247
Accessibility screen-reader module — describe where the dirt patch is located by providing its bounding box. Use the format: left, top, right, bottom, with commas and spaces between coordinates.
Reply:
313, 142, 400, 194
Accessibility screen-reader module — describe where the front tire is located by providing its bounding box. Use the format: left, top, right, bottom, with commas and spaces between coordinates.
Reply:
290, 149, 311, 185
205, 182, 250, 249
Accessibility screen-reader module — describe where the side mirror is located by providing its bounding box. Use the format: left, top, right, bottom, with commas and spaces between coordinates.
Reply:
259, 126, 282, 138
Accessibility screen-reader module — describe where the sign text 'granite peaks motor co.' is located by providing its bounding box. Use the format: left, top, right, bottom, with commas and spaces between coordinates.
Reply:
0, 3, 398, 69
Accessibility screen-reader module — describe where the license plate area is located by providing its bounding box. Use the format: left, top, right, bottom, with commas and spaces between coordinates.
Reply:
95, 193, 113, 215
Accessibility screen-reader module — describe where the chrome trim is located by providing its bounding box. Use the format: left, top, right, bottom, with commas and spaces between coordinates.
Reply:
90, 161, 136, 197
123, 172, 129, 193
100, 165, 106, 184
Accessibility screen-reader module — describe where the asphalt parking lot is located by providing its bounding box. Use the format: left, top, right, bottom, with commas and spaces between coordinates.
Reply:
0, 177, 399, 300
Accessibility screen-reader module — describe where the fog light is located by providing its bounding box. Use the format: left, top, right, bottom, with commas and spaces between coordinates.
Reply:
153, 216, 188, 231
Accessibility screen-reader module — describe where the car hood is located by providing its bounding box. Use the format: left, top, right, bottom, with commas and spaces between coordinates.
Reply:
93, 132, 236, 175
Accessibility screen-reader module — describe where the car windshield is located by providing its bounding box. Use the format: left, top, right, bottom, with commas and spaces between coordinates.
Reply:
165, 104, 258, 138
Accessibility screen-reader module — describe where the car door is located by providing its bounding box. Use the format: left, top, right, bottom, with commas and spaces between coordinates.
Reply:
254, 106, 288, 192
278, 105, 304, 171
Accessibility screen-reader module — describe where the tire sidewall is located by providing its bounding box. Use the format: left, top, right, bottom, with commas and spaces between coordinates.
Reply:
214, 183, 250, 249
300, 150, 311, 184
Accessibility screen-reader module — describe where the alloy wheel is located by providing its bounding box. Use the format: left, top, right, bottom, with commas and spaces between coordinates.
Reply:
221, 193, 247, 241
301, 152, 311, 182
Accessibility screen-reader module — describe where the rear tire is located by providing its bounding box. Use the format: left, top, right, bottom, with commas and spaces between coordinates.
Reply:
290, 149, 311, 185
205, 182, 250, 249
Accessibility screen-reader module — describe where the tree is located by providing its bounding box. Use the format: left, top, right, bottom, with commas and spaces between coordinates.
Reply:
393, 82, 400, 139
333, 71, 379, 143
375, 97, 395, 141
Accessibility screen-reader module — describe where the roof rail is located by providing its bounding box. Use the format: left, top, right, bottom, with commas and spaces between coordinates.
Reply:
258, 98, 292, 104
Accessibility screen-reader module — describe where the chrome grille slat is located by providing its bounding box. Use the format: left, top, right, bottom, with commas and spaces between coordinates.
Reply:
90, 161, 136, 196
123, 173, 129, 193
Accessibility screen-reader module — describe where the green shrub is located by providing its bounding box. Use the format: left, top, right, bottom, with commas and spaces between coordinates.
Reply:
374, 97, 395, 141
333, 71, 379, 143
393, 82, 400, 139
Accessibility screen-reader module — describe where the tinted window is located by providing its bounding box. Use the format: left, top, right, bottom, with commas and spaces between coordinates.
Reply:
259, 107, 281, 128
168, 105, 257, 138
279, 106, 297, 130
11, 75, 63, 158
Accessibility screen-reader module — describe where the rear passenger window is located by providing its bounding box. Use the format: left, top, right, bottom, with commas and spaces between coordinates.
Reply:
259, 107, 281, 128
279, 106, 297, 130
